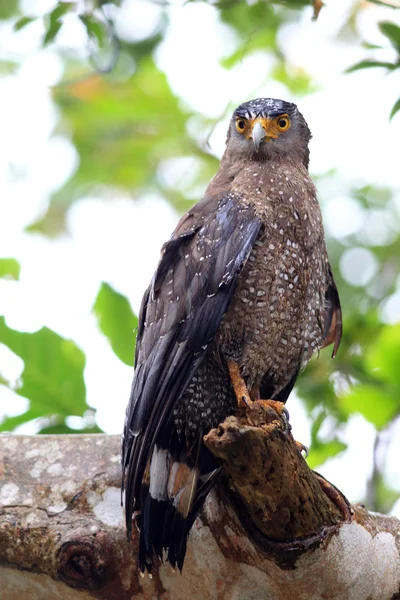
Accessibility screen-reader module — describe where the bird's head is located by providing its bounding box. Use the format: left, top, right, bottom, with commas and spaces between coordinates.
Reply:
226, 98, 312, 168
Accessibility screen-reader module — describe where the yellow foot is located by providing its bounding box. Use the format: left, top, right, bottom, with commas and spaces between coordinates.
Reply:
227, 360, 252, 408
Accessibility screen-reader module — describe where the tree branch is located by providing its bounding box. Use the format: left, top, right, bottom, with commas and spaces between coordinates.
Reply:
204, 401, 351, 543
0, 426, 399, 599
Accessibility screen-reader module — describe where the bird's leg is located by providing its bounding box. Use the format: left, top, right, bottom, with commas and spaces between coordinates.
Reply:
227, 364, 308, 454
227, 360, 252, 408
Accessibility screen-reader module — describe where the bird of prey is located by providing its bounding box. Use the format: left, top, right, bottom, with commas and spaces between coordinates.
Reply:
122, 97, 342, 573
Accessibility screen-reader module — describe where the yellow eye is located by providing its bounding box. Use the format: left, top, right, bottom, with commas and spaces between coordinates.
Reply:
276, 115, 290, 132
235, 118, 247, 133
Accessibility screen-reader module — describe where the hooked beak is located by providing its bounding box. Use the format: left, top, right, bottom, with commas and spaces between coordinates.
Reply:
251, 121, 267, 152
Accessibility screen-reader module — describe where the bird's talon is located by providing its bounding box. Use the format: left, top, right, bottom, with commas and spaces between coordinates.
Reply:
241, 395, 252, 408
296, 441, 309, 458
282, 407, 291, 429
280, 407, 291, 435
257, 400, 291, 433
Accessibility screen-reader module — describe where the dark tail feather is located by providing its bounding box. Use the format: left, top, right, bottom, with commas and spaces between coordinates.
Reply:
139, 493, 170, 570
137, 439, 219, 572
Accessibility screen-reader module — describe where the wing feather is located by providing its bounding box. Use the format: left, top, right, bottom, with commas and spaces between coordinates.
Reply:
321, 268, 342, 357
122, 193, 261, 536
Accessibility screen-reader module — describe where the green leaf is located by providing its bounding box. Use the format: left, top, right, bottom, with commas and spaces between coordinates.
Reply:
0, 409, 41, 433
390, 97, 400, 119
43, 2, 73, 46
14, 16, 36, 31
0, 258, 20, 280
38, 422, 103, 434
0, 408, 103, 434
219, 1, 279, 68
0, 0, 18, 19
25, 204, 68, 238
50, 2, 76, 21
43, 19, 62, 46
50, 2, 74, 22
367, 0, 400, 7
79, 14, 106, 47
345, 59, 396, 73
374, 476, 400, 514
271, 61, 316, 96
362, 42, 383, 50
366, 324, 400, 387
0, 317, 87, 418
0, 60, 18, 75
340, 384, 398, 429
307, 439, 347, 469
93, 282, 137, 366
379, 21, 400, 50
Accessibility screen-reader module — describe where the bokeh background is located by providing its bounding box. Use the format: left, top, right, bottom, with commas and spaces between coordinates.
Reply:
0, 0, 400, 516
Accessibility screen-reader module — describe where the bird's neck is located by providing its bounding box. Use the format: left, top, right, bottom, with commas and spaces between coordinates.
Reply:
206, 151, 308, 196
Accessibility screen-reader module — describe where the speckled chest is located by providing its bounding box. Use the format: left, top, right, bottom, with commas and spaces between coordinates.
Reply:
217, 160, 329, 390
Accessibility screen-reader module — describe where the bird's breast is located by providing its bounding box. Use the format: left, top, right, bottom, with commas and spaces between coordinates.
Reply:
217, 196, 328, 393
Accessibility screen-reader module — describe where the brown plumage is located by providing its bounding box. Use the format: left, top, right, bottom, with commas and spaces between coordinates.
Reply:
122, 97, 342, 573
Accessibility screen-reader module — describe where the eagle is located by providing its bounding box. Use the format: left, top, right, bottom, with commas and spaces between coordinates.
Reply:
122, 97, 342, 573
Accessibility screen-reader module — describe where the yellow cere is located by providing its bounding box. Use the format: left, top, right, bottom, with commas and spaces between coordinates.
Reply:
235, 114, 291, 139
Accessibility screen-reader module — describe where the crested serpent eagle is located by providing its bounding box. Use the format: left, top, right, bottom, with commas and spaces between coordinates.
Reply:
122, 97, 342, 573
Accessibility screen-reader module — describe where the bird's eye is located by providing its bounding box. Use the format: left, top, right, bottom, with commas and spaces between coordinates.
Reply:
235, 119, 246, 133
277, 116, 290, 132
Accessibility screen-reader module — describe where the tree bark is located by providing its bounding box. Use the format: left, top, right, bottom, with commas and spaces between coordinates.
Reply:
0, 407, 399, 600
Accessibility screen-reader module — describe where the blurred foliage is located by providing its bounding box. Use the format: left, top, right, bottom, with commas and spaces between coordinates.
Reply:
0, 0, 400, 514
51, 59, 200, 204
347, 20, 400, 117
220, 1, 281, 67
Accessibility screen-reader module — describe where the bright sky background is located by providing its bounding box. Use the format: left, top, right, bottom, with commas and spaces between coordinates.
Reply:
0, 0, 400, 514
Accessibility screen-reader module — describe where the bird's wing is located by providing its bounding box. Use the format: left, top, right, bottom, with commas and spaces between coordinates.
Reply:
321, 267, 342, 357
122, 192, 262, 535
